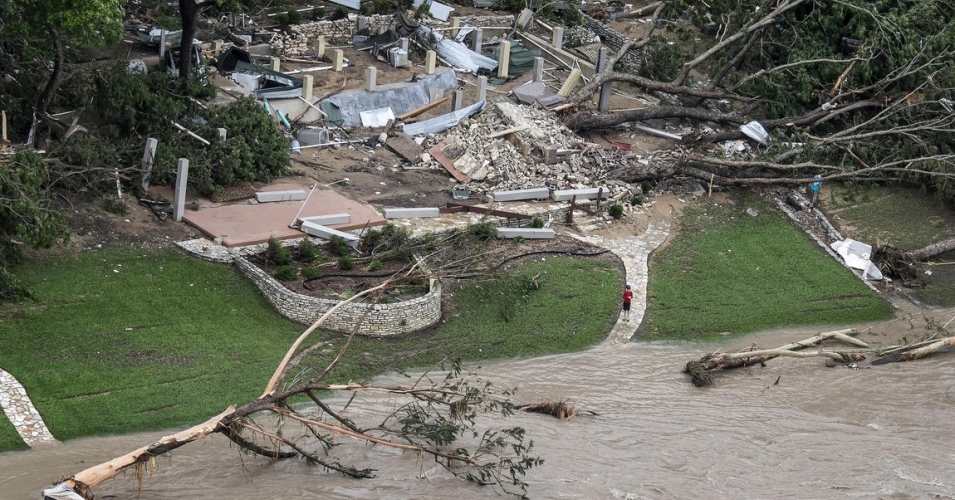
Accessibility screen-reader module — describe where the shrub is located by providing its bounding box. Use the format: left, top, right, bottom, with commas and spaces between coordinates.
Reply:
631, 195, 644, 206
265, 236, 292, 265
103, 198, 129, 216
367, 259, 383, 272
338, 256, 354, 270
286, 9, 302, 24
532, 217, 544, 228
274, 265, 297, 281
470, 222, 495, 241
359, 4, 370, 15
373, 0, 391, 14
301, 265, 323, 280
312, 6, 325, 19
609, 204, 624, 219
641, 180, 653, 194
297, 238, 323, 262
328, 235, 351, 256
274, 12, 290, 25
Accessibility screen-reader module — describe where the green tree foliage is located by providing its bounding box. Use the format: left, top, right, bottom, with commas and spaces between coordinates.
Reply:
0, 152, 69, 300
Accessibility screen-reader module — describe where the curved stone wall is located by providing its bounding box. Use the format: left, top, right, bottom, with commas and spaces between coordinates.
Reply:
233, 256, 442, 336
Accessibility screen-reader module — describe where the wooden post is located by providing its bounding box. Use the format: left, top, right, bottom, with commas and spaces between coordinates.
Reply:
596, 187, 603, 210
450, 18, 460, 39
567, 195, 576, 223
1, 110, 7, 144
140, 138, 157, 191
558, 68, 581, 97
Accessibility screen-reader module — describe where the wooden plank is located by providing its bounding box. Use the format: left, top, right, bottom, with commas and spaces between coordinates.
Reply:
446, 202, 532, 220
487, 126, 528, 138
397, 97, 450, 121
385, 134, 424, 164
429, 146, 469, 182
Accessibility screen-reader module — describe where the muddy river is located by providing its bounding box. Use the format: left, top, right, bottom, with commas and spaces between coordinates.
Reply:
2, 324, 954, 499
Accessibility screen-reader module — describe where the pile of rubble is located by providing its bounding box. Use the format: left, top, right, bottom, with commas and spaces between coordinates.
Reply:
414, 100, 652, 203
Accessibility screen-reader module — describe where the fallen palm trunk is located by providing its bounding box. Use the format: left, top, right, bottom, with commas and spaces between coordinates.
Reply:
684, 329, 866, 387
516, 400, 578, 420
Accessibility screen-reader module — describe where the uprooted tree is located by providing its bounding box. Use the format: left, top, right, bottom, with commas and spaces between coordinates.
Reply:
46, 270, 543, 499
563, 0, 955, 201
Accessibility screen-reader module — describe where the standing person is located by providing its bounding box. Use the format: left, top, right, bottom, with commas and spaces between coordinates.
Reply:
810, 174, 823, 207
622, 284, 634, 322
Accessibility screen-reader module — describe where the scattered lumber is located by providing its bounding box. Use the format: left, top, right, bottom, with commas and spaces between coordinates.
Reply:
397, 97, 449, 121
872, 335, 955, 364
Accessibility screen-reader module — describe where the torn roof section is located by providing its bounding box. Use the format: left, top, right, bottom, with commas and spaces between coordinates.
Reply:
323, 68, 458, 126
231, 61, 304, 99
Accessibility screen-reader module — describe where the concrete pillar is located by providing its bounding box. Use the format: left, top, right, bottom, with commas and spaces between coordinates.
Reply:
473, 29, 483, 52
159, 29, 166, 59
332, 49, 344, 71
302, 74, 314, 99
399, 37, 409, 52
357, 15, 366, 33
1, 110, 7, 143
596, 47, 612, 112
497, 41, 511, 78
364, 66, 377, 91
425, 50, 436, 74
173, 158, 188, 222
213, 41, 223, 56
552, 27, 564, 50
558, 68, 582, 96
451, 90, 463, 111
450, 18, 460, 39
314, 36, 326, 58
217, 128, 227, 142
533, 56, 544, 82
476, 75, 487, 102
270, 56, 281, 72
140, 138, 157, 191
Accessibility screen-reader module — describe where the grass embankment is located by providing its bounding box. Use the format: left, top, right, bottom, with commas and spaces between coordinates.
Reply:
0, 247, 620, 452
645, 190, 893, 341
824, 183, 955, 306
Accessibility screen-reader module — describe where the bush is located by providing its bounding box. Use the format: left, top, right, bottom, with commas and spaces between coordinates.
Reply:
641, 180, 654, 194
532, 217, 544, 228
338, 256, 354, 270
297, 238, 323, 262
609, 204, 624, 219
301, 265, 323, 280
470, 222, 495, 241
631, 195, 644, 206
274, 265, 298, 281
373, 0, 391, 14
367, 259, 383, 272
312, 6, 325, 19
102, 198, 129, 216
265, 236, 292, 265
274, 12, 290, 25
286, 9, 302, 24
328, 235, 351, 256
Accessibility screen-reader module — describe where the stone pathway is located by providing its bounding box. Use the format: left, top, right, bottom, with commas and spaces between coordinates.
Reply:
0, 368, 56, 446
569, 216, 671, 346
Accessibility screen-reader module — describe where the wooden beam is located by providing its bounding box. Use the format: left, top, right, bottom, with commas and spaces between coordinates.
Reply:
397, 97, 449, 121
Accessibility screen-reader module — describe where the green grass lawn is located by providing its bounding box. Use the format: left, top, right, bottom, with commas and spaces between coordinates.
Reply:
0, 246, 305, 448
645, 190, 893, 341
0, 247, 620, 452
0, 412, 27, 451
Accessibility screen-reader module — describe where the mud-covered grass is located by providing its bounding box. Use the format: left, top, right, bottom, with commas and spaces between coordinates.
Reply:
825, 183, 955, 306
645, 190, 893, 341
0, 247, 620, 452
824, 183, 955, 251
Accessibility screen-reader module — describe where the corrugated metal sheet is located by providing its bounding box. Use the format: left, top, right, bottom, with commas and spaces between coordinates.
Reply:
417, 26, 497, 74
327, 0, 361, 9
319, 101, 344, 127
402, 100, 485, 135
473, 0, 499, 7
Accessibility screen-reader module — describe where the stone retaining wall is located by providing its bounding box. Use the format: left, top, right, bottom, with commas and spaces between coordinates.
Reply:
233, 256, 441, 336
584, 15, 642, 68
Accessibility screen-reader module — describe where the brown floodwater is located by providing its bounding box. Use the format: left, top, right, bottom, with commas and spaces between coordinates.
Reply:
2, 325, 954, 499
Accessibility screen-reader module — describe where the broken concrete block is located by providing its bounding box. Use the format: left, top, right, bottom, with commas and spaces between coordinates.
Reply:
496, 227, 555, 239
255, 190, 307, 203
300, 221, 359, 248
384, 207, 440, 219
493, 187, 550, 202
551, 187, 609, 201
299, 213, 350, 226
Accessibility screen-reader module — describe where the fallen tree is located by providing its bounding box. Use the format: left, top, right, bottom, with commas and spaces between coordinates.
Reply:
45, 270, 543, 499
684, 328, 955, 387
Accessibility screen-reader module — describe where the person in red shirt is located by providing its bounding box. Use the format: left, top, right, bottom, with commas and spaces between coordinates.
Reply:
622, 284, 634, 322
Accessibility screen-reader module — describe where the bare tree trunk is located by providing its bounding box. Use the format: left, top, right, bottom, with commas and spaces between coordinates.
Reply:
909, 238, 955, 261
177, 0, 200, 81
36, 26, 63, 120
